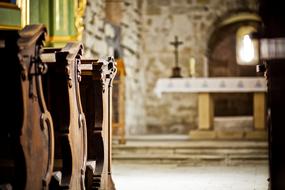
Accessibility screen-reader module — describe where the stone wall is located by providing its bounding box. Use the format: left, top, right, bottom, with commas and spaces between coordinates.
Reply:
120, 0, 145, 135
82, 0, 108, 58
142, 0, 259, 134
83, 0, 146, 135
82, 0, 260, 135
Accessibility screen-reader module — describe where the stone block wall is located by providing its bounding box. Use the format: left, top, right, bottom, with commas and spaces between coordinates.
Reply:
82, 0, 108, 58
83, 0, 146, 135
120, 0, 145, 135
82, 0, 259, 135
142, 0, 259, 134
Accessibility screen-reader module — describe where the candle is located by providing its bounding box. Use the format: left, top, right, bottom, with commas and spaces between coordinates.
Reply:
189, 57, 196, 77
203, 55, 208, 77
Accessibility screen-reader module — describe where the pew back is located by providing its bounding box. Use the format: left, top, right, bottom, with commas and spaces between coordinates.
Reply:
0, 24, 54, 190
80, 57, 116, 190
42, 43, 87, 190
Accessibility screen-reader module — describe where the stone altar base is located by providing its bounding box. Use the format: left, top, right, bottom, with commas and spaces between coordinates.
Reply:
189, 116, 267, 140
154, 77, 267, 141
189, 130, 267, 140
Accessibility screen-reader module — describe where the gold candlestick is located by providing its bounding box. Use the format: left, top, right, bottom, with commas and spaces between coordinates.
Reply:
189, 57, 196, 77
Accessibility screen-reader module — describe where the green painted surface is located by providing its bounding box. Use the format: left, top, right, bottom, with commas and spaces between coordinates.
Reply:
29, 0, 76, 36
50, 0, 76, 36
0, 7, 21, 27
30, 0, 50, 34
29, 0, 77, 47
68, 1, 76, 36
39, 0, 50, 31
30, 0, 40, 23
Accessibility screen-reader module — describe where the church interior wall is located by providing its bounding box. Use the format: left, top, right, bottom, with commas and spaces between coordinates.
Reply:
141, 0, 259, 134
83, 0, 146, 135
82, 0, 260, 135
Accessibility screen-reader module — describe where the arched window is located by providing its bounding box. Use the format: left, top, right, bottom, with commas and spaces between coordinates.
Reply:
236, 26, 259, 65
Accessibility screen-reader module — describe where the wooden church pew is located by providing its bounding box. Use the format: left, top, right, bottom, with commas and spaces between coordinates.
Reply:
80, 57, 117, 190
0, 24, 55, 190
41, 42, 87, 189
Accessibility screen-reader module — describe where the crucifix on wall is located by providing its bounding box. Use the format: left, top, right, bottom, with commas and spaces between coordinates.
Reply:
170, 35, 183, 78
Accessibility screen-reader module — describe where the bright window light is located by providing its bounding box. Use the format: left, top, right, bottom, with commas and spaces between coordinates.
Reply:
236, 26, 259, 65
239, 35, 255, 62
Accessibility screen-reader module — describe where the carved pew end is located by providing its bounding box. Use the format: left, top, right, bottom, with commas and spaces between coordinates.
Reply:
49, 171, 61, 189
49, 171, 68, 190
85, 161, 102, 190
92, 175, 102, 190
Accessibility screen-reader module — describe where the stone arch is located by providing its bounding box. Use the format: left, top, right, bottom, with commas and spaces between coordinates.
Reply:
206, 11, 262, 116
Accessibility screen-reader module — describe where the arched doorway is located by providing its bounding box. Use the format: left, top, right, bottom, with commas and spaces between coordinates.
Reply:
207, 12, 261, 119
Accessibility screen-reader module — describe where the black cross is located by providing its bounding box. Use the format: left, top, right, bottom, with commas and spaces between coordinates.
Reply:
170, 36, 183, 67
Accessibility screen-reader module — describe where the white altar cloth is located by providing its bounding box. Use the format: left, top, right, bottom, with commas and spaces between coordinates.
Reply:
154, 77, 267, 97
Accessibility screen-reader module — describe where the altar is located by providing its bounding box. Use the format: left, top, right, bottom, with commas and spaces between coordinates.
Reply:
154, 77, 267, 140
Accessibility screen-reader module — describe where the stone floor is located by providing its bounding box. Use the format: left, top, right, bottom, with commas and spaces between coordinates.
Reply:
112, 162, 269, 190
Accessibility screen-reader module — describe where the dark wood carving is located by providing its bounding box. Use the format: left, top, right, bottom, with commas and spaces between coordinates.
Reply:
0, 24, 54, 190
80, 57, 117, 190
41, 42, 87, 189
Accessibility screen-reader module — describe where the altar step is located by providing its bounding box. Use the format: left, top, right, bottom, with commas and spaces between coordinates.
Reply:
112, 136, 268, 165
214, 116, 253, 130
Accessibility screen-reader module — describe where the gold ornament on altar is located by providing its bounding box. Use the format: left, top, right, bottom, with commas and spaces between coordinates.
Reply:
189, 57, 196, 77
